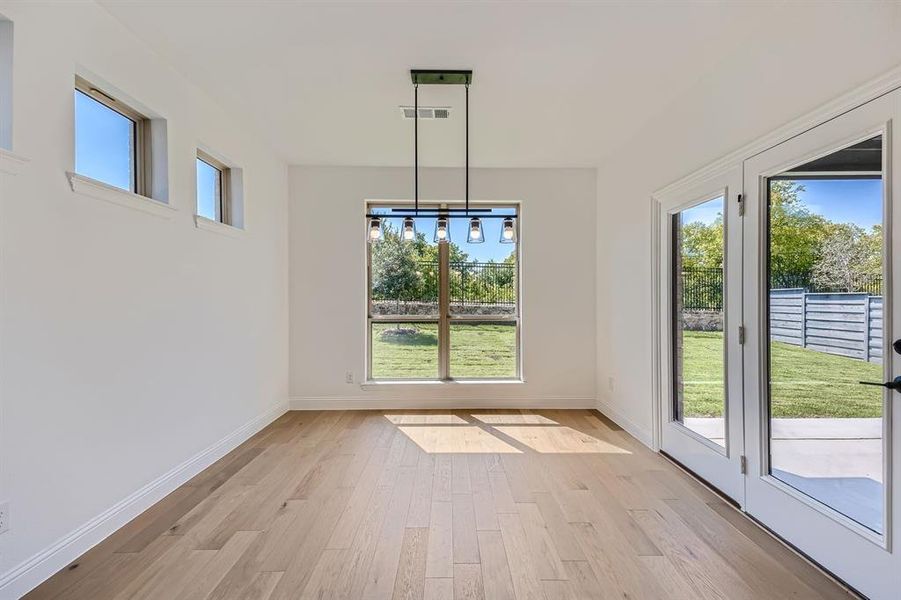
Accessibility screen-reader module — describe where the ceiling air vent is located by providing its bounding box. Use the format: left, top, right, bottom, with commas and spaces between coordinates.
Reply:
399, 106, 451, 120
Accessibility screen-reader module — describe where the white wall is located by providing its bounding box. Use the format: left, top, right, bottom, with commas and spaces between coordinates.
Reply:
289, 166, 596, 408
595, 4, 901, 444
0, 2, 289, 595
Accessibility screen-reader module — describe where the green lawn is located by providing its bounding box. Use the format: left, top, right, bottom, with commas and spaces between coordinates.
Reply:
681, 330, 883, 418
371, 322, 516, 379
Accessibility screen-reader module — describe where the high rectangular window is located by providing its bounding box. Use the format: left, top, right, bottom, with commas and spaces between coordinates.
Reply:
74, 77, 149, 194
196, 151, 230, 224
367, 204, 520, 381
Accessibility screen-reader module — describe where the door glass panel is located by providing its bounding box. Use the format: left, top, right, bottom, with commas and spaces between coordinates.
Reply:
672, 195, 726, 447
766, 135, 884, 534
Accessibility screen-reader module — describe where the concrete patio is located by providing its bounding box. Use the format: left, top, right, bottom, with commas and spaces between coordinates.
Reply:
685, 417, 884, 532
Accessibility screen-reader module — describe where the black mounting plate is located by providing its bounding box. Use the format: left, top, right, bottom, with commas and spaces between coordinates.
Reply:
411, 69, 473, 85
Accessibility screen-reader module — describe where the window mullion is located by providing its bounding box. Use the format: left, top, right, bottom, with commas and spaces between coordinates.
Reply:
439, 238, 450, 379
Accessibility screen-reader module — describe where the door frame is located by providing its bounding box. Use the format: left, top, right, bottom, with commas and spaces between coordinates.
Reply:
740, 95, 899, 598
651, 64, 901, 452
653, 164, 745, 504
649, 68, 901, 599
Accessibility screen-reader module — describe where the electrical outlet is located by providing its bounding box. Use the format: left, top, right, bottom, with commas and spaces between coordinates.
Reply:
345, 371, 354, 384
0, 500, 9, 535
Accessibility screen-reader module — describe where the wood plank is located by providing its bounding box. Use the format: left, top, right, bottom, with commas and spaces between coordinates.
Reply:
392, 528, 429, 600
453, 563, 485, 600
497, 512, 546, 600
452, 493, 480, 564
476, 531, 516, 600
425, 501, 454, 578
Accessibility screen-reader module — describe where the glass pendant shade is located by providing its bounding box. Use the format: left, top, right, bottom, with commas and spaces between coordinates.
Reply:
402, 217, 416, 241
467, 217, 484, 243
499, 217, 516, 243
368, 216, 382, 242
433, 216, 451, 243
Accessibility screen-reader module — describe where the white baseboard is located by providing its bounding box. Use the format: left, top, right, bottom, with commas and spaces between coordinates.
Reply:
289, 396, 596, 411
0, 400, 288, 600
595, 397, 655, 449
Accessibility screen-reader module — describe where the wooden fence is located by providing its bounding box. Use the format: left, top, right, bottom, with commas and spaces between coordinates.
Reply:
770, 289, 884, 363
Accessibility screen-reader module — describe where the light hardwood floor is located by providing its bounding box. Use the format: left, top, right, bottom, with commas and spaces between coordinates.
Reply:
24, 410, 854, 599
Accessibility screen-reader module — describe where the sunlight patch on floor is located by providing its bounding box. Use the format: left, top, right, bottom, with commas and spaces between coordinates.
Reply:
469, 413, 559, 425
493, 425, 631, 454
398, 425, 523, 453
384, 413, 469, 425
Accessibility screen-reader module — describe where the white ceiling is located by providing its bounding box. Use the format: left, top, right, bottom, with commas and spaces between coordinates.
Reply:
97, 1, 896, 168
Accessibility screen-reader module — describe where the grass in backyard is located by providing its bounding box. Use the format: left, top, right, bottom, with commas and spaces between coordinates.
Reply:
371, 322, 516, 379
681, 330, 883, 418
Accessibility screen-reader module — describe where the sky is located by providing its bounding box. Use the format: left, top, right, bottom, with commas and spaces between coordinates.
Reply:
683, 179, 882, 229
74, 90, 134, 191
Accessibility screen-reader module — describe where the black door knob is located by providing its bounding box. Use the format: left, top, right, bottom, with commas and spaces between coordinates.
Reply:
859, 376, 901, 392
894, 338, 901, 355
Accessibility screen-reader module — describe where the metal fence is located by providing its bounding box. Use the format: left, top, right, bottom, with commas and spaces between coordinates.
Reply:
681, 268, 724, 311
680, 267, 883, 311
449, 261, 516, 307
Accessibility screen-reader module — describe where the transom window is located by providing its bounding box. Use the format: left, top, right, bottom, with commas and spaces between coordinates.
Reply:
367, 203, 520, 381
74, 76, 149, 194
196, 150, 231, 224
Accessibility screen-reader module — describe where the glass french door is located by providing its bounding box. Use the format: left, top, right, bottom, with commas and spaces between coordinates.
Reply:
659, 165, 745, 503
743, 91, 901, 598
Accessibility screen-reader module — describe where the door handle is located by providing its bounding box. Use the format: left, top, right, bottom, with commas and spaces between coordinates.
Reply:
859, 376, 901, 392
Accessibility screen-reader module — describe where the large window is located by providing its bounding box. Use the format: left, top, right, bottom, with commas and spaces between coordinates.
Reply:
367, 203, 520, 381
74, 77, 149, 194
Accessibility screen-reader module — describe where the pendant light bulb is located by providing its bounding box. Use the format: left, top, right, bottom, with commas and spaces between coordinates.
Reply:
368, 217, 382, 242
434, 216, 450, 243
467, 217, 484, 244
402, 217, 417, 241
499, 217, 516, 243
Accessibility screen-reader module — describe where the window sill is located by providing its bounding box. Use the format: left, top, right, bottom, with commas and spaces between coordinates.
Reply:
361, 379, 525, 390
67, 172, 175, 219
0, 148, 29, 175
194, 215, 244, 238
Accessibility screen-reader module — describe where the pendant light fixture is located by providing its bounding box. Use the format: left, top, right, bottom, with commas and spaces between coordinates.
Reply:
433, 215, 450, 242
499, 216, 516, 243
365, 70, 516, 242
368, 216, 382, 242
402, 216, 417, 241
467, 217, 484, 243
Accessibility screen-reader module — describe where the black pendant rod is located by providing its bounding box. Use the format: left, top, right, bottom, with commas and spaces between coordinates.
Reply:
414, 83, 419, 214
465, 83, 469, 214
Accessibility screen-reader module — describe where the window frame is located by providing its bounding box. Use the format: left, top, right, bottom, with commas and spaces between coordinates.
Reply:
74, 76, 151, 196
195, 149, 231, 225
365, 201, 521, 382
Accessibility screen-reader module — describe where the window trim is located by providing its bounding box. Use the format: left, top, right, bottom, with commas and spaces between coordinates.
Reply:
196, 149, 231, 225
74, 76, 151, 196
365, 201, 522, 383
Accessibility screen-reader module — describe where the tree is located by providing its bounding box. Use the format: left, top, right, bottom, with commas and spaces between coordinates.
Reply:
677, 180, 830, 279
370, 223, 422, 305
812, 223, 882, 292
768, 180, 830, 278
679, 217, 723, 269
